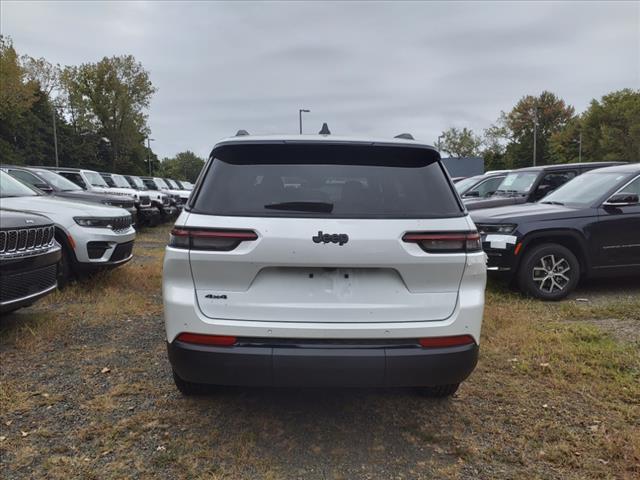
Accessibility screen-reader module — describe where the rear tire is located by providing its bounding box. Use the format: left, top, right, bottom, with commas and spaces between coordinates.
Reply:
416, 383, 460, 398
517, 243, 579, 301
172, 370, 212, 396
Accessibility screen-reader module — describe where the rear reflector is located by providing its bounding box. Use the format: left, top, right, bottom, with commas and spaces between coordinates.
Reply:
169, 228, 257, 251
176, 333, 237, 346
419, 335, 476, 348
403, 231, 481, 253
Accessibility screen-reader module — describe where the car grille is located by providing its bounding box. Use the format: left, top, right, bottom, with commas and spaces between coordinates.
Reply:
112, 199, 135, 209
110, 241, 134, 262
162, 196, 170, 206
0, 263, 57, 303
175, 196, 186, 206
139, 195, 151, 207
0, 225, 55, 255
110, 216, 133, 233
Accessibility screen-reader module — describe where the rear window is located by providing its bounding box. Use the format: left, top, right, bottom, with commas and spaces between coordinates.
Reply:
191, 143, 462, 218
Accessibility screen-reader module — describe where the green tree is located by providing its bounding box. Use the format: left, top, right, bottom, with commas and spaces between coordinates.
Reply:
60, 55, 156, 171
0, 36, 37, 122
580, 89, 640, 162
503, 91, 575, 168
549, 117, 583, 164
437, 127, 483, 157
158, 151, 205, 182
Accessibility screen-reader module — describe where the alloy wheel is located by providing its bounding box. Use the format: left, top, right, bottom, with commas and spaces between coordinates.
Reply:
532, 254, 571, 293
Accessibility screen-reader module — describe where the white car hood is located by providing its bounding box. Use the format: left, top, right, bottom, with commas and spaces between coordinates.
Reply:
93, 186, 138, 198
1, 195, 130, 217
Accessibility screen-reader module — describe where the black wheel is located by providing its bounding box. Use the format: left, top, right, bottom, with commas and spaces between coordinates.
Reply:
172, 370, 213, 396
57, 243, 74, 289
517, 243, 580, 301
416, 383, 460, 398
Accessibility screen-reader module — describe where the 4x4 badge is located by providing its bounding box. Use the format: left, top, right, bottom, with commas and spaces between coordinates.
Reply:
312, 231, 349, 246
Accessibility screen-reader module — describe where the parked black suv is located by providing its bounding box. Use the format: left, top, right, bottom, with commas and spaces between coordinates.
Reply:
472, 163, 640, 300
0, 209, 61, 313
465, 162, 624, 211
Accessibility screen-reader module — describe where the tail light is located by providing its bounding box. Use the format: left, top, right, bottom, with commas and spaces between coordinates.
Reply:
402, 231, 481, 253
176, 333, 237, 346
419, 335, 476, 348
169, 228, 257, 251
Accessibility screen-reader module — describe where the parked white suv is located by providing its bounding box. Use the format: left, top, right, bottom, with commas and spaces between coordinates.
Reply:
48, 167, 142, 205
163, 135, 486, 397
1, 171, 136, 283
142, 177, 190, 208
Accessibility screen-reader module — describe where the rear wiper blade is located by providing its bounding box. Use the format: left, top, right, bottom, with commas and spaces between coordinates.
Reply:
264, 201, 334, 213
540, 201, 564, 205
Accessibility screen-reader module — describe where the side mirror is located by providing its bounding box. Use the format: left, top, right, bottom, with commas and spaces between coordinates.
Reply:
604, 193, 639, 207
463, 190, 480, 198
34, 183, 53, 193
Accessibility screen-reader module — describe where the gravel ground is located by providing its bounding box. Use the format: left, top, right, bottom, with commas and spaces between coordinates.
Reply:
1, 227, 638, 479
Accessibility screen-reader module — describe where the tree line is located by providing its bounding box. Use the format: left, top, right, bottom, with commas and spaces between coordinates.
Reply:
437, 89, 639, 170
2, 36, 636, 180
0, 36, 204, 182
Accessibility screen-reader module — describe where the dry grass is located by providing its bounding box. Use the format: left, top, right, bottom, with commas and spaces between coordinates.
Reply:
1, 226, 639, 479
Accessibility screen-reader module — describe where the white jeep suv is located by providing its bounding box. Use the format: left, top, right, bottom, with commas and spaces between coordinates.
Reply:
163, 135, 486, 397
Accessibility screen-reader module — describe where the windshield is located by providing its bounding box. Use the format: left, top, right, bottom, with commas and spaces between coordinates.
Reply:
541, 172, 632, 207
496, 171, 539, 194
85, 171, 108, 187
455, 175, 483, 194
154, 178, 170, 189
128, 176, 147, 189
35, 169, 82, 191
0, 171, 39, 198
165, 179, 178, 188
192, 143, 461, 218
112, 174, 132, 189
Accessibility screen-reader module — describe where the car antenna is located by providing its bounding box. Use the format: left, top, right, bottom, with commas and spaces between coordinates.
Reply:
235, 129, 250, 136
319, 123, 331, 135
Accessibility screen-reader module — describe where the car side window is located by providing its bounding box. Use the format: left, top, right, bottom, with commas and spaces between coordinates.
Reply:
8, 169, 42, 187
618, 177, 640, 195
59, 172, 87, 189
102, 176, 116, 187
533, 171, 577, 200
471, 176, 503, 198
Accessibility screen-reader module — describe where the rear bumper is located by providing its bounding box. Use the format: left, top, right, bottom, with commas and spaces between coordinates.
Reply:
168, 340, 479, 387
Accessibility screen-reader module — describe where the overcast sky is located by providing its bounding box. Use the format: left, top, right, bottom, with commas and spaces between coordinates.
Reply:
3, 1, 639, 159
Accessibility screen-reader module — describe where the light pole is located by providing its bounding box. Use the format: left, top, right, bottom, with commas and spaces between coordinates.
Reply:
147, 138, 155, 175
571, 132, 583, 162
532, 107, 539, 167
437, 134, 445, 152
52, 104, 59, 167
299, 109, 310, 134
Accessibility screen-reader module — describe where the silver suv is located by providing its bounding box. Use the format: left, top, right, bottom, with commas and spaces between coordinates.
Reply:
163, 134, 486, 397
1, 171, 136, 283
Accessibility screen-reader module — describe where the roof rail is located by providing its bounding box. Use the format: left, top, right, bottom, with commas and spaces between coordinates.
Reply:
235, 129, 250, 136
319, 123, 331, 135
394, 133, 414, 140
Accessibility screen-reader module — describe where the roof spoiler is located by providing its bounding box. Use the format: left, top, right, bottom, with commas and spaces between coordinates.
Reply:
394, 133, 415, 140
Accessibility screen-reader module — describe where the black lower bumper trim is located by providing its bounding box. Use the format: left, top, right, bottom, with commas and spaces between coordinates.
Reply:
168, 340, 479, 387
